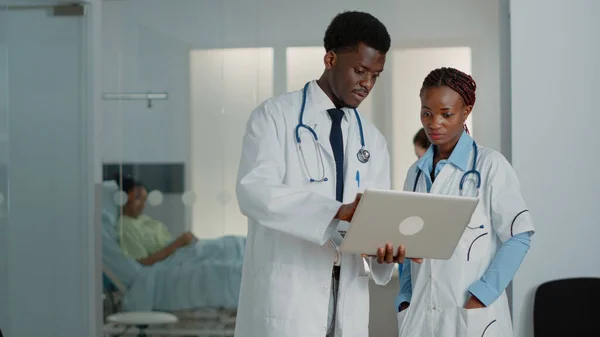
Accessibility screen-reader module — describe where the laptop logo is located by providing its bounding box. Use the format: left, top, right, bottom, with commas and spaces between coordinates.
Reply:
399, 216, 424, 236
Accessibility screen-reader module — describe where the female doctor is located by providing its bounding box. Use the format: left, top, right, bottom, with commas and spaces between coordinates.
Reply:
396, 67, 535, 337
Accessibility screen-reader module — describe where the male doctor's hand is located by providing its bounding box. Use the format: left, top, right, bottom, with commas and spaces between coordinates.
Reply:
338, 194, 423, 265
335, 193, 362, 222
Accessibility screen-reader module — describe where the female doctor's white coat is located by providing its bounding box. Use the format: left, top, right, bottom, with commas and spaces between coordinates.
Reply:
234, 81, 395, 337
397, 143, 535, 337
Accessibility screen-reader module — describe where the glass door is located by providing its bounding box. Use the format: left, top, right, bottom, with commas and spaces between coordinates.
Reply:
0, 2, 92, 336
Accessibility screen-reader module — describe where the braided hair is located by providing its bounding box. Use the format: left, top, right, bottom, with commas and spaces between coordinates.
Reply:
420, 67, 476, 133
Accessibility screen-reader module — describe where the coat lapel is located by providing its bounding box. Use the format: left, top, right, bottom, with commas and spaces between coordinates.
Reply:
343, 111, 360, 203
430, 164, 457, 195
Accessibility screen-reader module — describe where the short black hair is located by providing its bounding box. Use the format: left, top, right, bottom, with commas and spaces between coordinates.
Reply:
113, 173, 145, 194
324, 11, 391, 54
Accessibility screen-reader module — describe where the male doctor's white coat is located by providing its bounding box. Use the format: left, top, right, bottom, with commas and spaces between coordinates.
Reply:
397, 141, 535, 337
234, 81, 395, 337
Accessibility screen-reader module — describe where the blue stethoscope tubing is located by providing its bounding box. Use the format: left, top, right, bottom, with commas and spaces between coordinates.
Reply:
412, 141, 482, 231
295, 82, 369, 183
411, 141, 486, 260
412, 141, 480, 194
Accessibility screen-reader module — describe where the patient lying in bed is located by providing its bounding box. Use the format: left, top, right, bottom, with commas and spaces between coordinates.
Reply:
115, 174, 242, 267
104, 175, 245, 311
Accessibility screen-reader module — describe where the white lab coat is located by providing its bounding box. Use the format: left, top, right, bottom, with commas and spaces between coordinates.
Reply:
234, 81, 395, 337
397, 144, 535, 337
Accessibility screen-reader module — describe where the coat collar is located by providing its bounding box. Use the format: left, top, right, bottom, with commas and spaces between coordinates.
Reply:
303, 80, 352, 121
415, 130, 473, 175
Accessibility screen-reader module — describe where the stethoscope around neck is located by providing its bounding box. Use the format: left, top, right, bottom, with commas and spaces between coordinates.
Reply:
412, 141, 482, 229
295, 82, 370, 183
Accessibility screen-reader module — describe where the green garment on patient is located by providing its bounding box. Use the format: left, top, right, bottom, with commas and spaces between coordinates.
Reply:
117, 214, 173, 260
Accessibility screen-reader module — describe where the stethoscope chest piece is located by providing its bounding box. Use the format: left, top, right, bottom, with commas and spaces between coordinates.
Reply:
357, 148, 370, 163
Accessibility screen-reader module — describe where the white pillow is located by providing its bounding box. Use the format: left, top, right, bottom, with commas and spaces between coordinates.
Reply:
102, 180, 120, 227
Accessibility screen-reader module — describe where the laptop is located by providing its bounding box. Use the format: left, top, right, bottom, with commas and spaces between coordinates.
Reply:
339, 188, 479, 260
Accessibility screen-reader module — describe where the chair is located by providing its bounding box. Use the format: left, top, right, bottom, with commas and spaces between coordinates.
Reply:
534, 277, 600, 337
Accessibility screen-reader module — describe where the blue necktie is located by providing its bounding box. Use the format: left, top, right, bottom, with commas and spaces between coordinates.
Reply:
328, 108, 345, 203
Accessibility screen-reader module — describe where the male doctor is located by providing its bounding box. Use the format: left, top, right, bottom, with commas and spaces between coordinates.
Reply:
235, 11, 420, 337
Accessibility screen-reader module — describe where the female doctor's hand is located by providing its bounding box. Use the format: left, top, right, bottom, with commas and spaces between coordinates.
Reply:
464, 295, 486, 310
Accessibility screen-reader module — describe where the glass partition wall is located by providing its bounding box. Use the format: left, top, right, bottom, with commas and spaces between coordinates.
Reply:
0, 4, 8, 335
101, 2, 265, 333
0, 2, 93, 336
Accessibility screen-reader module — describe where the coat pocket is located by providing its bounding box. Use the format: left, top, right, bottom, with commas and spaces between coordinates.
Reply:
458, 306, 498, 337
396, 307, 410, 337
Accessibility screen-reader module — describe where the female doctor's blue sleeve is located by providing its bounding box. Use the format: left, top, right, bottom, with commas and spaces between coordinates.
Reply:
468, 151, 535, 306
468, 231, 531, 306
393, 263, 405, 310
395, 261, 412, 310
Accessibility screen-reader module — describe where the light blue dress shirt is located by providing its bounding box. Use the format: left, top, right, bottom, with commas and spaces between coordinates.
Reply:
395, 131, 531, 310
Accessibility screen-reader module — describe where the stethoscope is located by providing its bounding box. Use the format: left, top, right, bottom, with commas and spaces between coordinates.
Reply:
412, 141, 485, 260
295, 82, 370, 183
412, 141, 482, 231
412, 141, 481, 194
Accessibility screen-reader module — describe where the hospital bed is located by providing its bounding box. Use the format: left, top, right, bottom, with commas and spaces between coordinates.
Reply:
100, 180, 242, 336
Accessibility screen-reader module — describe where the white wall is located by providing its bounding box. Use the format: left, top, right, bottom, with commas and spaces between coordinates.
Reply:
498, 0, 511, 161
189, 48, 274, 238
510, 1, 600, 336
0, 1, 101, 336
